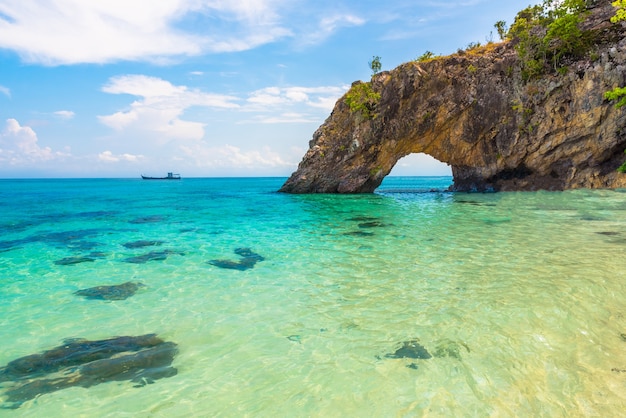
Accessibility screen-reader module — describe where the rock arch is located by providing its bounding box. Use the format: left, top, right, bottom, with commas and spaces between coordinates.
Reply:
280, 4, 626, 193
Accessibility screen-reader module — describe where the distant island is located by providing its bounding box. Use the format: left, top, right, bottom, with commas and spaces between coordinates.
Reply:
281, 0, 626, 193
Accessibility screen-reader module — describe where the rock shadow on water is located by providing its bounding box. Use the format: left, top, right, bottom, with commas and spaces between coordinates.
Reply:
74, 282, 145, 301
208, 247, 265, 271
123, 249, 184, 264
0, 334, 178, 409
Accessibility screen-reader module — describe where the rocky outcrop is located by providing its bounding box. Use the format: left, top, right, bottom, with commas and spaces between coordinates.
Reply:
280, 1, 626, 193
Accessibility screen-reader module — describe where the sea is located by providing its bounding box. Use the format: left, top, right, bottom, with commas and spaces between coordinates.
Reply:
0, 176, 625, 417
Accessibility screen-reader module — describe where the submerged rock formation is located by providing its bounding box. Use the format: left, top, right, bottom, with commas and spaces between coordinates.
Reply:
0, 334, 178, 409
280, 1, 626, 193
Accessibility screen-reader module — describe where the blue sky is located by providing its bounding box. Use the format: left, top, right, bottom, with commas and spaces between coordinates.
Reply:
0, 0, 538, 178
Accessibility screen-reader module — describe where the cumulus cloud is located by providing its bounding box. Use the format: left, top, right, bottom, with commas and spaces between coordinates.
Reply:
98, 150, 143, 163
0, 118, 67, 164
98, 74, 240, 141
0, 85, 10, 98
0, 0, 291, 65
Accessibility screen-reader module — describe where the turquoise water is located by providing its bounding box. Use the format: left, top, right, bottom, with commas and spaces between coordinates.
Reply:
1, 176, 625, 417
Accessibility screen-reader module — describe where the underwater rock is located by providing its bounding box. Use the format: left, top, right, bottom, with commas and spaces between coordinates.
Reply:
343, 231, 375, 237
384, 340, 432, 360
596, 231, 620, 236
358, 221, 386, 228
347, 216, 380, 222
208, 247, 265, 271
54, 251, 107, 266
123, 250, 184, 264
129, 216, 164, 224
74, 282, 145, 301
54, 256, 96, 265
123, 240, 165, 249
432, 340, 470, 360
0, 334, 166, 382
0, 335, 177, 409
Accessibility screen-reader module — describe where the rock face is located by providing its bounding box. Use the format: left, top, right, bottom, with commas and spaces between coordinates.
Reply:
280, 1, 626, 193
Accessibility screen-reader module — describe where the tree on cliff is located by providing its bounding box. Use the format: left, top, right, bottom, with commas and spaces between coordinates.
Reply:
369, 56, 382, 76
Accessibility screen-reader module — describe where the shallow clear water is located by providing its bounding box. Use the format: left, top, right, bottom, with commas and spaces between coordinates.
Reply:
0, 177, 625, 417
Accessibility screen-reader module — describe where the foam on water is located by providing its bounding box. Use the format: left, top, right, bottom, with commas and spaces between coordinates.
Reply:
1, 177, 625, 416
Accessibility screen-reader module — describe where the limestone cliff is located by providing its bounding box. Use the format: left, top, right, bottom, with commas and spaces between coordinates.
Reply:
280, 1, 626, 193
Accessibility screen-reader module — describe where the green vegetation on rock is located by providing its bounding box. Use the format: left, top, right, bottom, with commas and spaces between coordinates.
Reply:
605, 0, 626, 173
605, 1, 626, 109
507, 0, 590, 80
344, 82, 380, 119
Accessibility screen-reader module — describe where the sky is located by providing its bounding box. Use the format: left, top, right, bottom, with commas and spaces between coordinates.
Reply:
0, 0, 539, 178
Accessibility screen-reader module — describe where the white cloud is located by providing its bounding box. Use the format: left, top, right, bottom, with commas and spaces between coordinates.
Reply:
98, 74, 240, 141
54, 110, 75, 119
301, 14, 365, 45
247, 86, 347, 112
0, 85, 10, 98
179, 143, 293, 170
0, 118, 67, 164
0, 0, 291, 65
98, 150, 143, 163
251, 112, 319, 124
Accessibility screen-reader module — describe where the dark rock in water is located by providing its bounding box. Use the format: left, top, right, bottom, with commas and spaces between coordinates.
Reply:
75, 282, 145, 301
432, 340, 470, 360
209, 259, 250, 270
596, 231, 620, 236
406, 363, 419, 370
129, 216, 164, 224
234, 247, 265, 262
343, 231, 375, 237
0, 334, 165, 382
0, 334, 177, 409
358, 221, 388, 228
208, 247, 265, 271
123, 240, 165, 249
385, 340, 432, 360
54, 256, 95, 265
123, 250, 184, 264
347, 216, 380, 222
54, 251, 107, 266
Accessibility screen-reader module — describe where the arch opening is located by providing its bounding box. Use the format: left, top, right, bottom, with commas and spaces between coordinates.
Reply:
376, 153, 453, 193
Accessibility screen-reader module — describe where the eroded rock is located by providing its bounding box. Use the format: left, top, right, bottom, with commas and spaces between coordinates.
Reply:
280, 2, 626, 193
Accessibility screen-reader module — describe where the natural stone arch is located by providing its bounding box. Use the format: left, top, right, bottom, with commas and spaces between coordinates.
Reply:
280, 3, 626, 193
384, 153, 452, 178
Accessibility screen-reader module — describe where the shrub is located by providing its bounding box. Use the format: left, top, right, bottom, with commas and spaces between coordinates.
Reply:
344, 82, 381, 119
507, 0, 590, 80
416, 51, 437, 62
